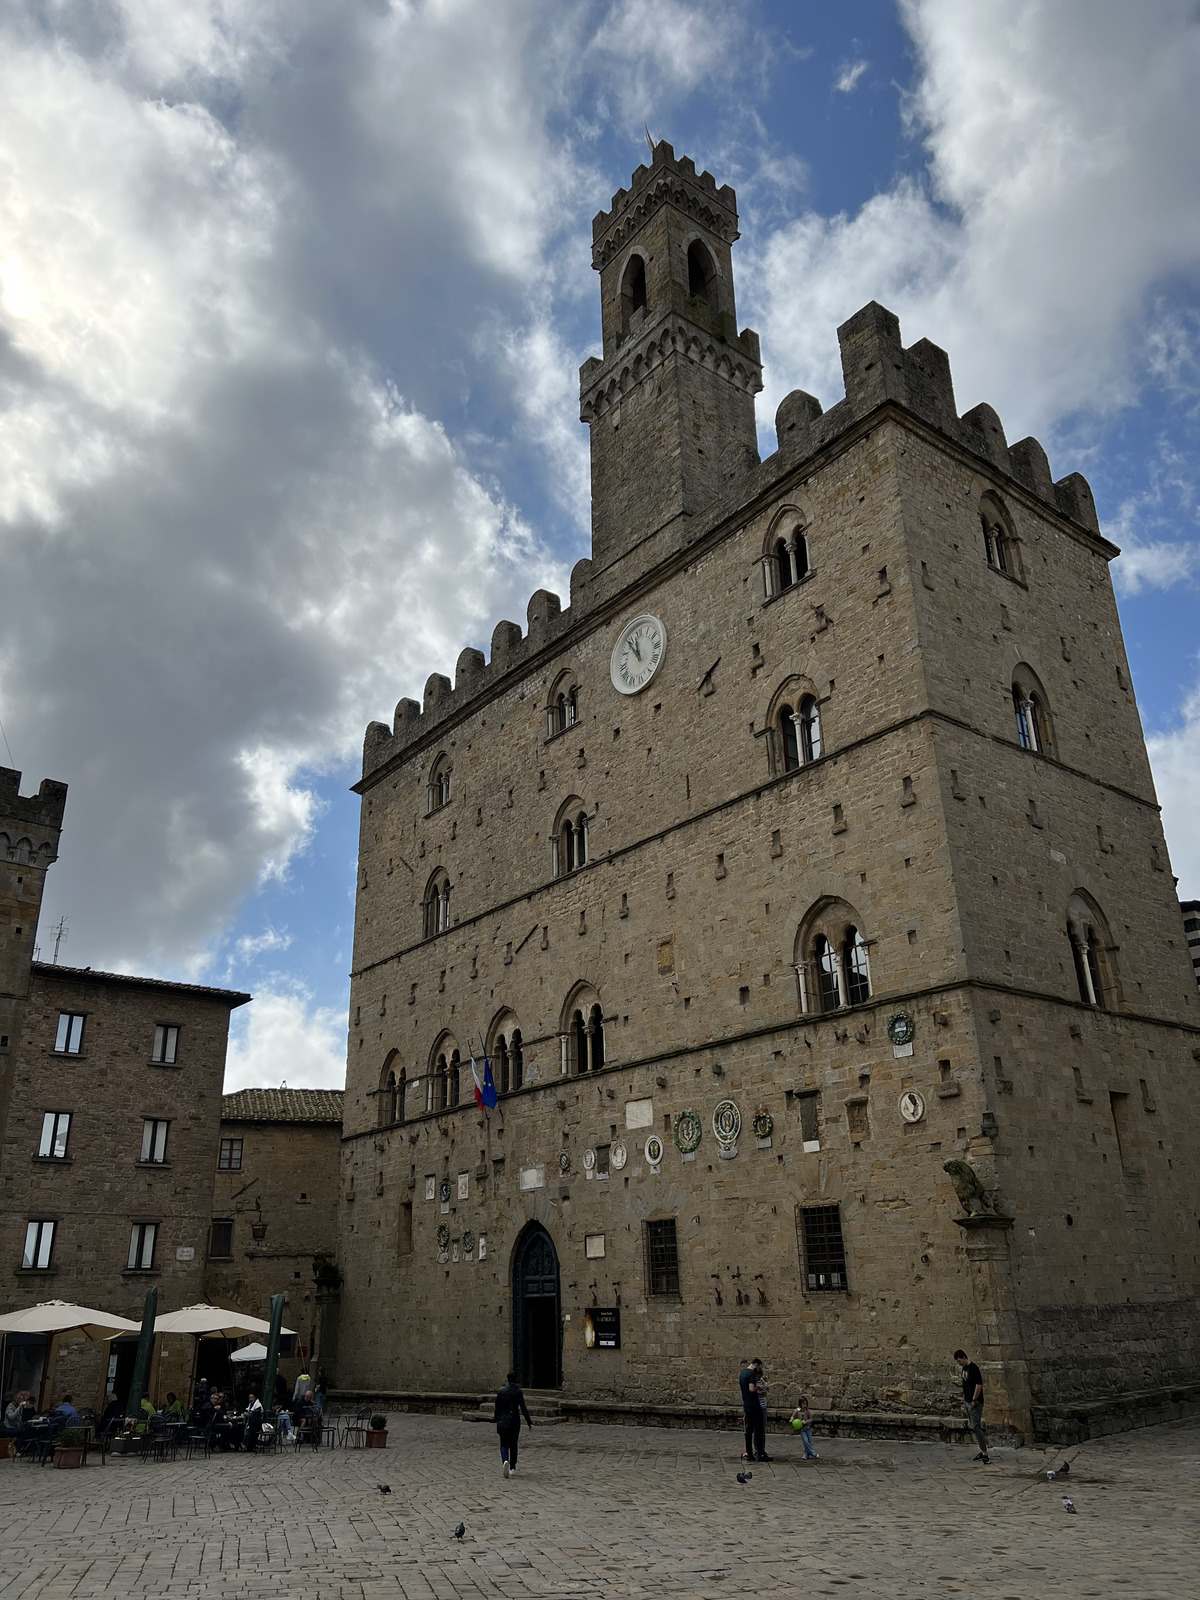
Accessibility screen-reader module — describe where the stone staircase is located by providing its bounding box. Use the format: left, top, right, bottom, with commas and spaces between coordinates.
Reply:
462, 1389, 566, 1425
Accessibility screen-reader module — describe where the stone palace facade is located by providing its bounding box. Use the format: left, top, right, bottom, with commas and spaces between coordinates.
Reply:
335, 144, 1200, 1441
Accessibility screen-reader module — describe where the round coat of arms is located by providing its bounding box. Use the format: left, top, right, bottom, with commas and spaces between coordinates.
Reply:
439, 1178, 451, 1203
752, 1110, 774, 1140
436, 1223, 450, 1249
645, 1133, 664, 1166
887, 1011, 916, 1046
583, 1148, 597, 1172
462, 1229, 474, 1252
898, 1091, 925, 1124
610, 1139, 628, 1170
559, 1151, 571, 1173
673, 1109, 702, 1154
713, 1100, 741, 1145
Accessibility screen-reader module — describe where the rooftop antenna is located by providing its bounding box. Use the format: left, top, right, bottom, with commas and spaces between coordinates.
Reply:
50, 916, 69, 965
644, 123, 655, 155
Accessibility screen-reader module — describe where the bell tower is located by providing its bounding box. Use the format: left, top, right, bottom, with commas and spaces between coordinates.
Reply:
579, 142, 763, 572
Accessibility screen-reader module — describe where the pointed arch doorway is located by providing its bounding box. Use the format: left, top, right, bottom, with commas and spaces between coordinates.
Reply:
512, 1224, 562, 1389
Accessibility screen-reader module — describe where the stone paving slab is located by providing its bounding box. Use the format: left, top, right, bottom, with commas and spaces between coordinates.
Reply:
0, 1415, 1195, 1599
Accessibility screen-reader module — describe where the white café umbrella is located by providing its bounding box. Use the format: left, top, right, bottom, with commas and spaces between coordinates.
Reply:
152, 1306, 297, 1401
0, 1300, 141, 1409
229, 1342, 269, 1363
153, 1304, 296, 1339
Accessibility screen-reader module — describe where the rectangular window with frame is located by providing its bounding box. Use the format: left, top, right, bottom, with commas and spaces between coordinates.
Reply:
38, 1111, 71, 1159
140, 1119, 169, 1164
645, 1217, 680, 1295
799, 1204, 847, 1292
54, 1013, 86, 1054
209, 1219, 233, 1258
218, 1137, 243, 1171
151, 1024, 179, 1064
128, 1221, 158, 1271
22, 1219, 56, 1269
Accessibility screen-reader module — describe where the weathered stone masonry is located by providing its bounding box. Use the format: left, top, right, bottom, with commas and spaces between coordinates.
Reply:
336, 144, 1200, 1442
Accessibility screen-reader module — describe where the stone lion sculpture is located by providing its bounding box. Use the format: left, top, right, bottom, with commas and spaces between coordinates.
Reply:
942, 1159, 998, 1217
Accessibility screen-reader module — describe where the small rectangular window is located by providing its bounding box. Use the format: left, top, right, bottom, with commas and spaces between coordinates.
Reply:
800, 1204, 847, 1292
38, 1111, 71, 1159
398, 1201, 413, 1257
595, 1143, 611, 1177
54, 1013, 85, 1054
151, 1025, 179, 1064
218, 1137, 243, 1171
646, 1217, 680, 1295
209, 1219, 233, 1258
140, 1119, 169, 1163
128, 1222, 158, 1271
22, 1219, 56, 1269
277, 1334, 296, 1356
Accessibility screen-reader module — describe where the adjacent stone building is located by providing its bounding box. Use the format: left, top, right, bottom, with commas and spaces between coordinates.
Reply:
1, 963, 249, 1405
206, 1087, 343, 1389
337, 143, 1200, 1441
1182, 899, 1200, 989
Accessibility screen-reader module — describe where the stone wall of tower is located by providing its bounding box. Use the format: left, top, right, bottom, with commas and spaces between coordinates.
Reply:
0, 768, 67, 1154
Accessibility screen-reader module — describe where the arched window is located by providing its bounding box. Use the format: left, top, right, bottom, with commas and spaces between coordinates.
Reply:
763, 515, 810, 598
546, 673, 580, 738
844, 928, 871, 1006
778, 704, 800, 772
620, 253, 648, 336
422, 869, 451, 938
428, 754, 452, 812
1066, 892, 1116, 1009
814, 935, 841, 1011
799, 696, 822, 763
1011, 666, 1053, 757
563, 986, 603, 1074
489, 1014, 524, 1095
980, 495, 1020, 580
795, 899, 874, 1015
379, 1055, 400, 1127
687, 240, 717, 304
554, 797, 588, 876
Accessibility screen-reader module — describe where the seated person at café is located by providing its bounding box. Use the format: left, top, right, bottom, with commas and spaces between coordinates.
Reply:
3, 1391, 34, 1435
54, 1394, 81, 1426
100, 1391, 124, 1431
163, 1391, 183, 1418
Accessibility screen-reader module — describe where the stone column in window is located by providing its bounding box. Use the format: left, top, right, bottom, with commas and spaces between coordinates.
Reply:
760, 554, 775, 600
559, 1033, 568, 1075
793, 962, 809, 1014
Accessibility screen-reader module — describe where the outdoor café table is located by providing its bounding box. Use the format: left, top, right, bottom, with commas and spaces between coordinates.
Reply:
213, 1413, 247, 1451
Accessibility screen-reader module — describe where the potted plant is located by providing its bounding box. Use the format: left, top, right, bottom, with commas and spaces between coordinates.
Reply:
366, 1413, 388, 1448
53, 1428, 86, 1468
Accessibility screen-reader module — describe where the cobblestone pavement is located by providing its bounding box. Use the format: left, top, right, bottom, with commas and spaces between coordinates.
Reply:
2, 1415, 1195, 1599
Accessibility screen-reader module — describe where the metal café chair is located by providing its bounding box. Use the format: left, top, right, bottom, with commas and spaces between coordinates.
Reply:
340, 1411, 371, 1449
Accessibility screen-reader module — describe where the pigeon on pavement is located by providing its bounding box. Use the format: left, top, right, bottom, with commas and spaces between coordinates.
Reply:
377, 1485, 390, 1494
454, 1522, 466, 1540
1062, 1497, 1077, 1514
1058, 1461, 1070, 1476
736, 1472, 752, 1484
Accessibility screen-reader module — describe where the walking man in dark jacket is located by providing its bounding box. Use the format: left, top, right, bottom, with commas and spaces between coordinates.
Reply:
495, 1372, 534, 1478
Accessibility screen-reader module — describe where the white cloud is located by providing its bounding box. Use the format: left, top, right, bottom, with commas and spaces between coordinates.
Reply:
834, 59, 868, 94
232, 927, 293, 964
748, 1, 1200, 445
1148, 682, 1200, 899
224, 989, 346, 1092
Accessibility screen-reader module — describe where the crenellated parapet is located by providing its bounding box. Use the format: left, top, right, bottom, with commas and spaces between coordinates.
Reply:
772, 301, 1101, 536
361, 566, 597, 780
591, 141, 738, 270
0, 767, 67, 866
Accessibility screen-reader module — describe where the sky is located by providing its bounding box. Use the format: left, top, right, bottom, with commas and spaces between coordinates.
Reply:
1, 0, 1198, 1092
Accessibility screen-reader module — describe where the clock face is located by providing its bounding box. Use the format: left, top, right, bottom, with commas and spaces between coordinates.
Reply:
611, 613, 667, 695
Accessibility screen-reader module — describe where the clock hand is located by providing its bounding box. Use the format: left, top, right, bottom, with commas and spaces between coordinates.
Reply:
629, 635, 642, 662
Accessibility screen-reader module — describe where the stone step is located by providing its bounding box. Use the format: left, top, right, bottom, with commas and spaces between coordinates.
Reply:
462, 1392, 567, 1425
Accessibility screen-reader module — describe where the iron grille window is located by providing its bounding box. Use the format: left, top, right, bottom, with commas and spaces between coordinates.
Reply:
151, 1024, 179, 1064
22, 1219, 56, 1269
128, 1222, 158, 1271
800, 1204, 847, 1291
218, 1137, 243, 1171
646, 1217, 680, 1295
140, 1119, 169, 1163
38, 1111, 71, 1159
54, 1012, 85, 1053
209, 1219, 233, 1258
